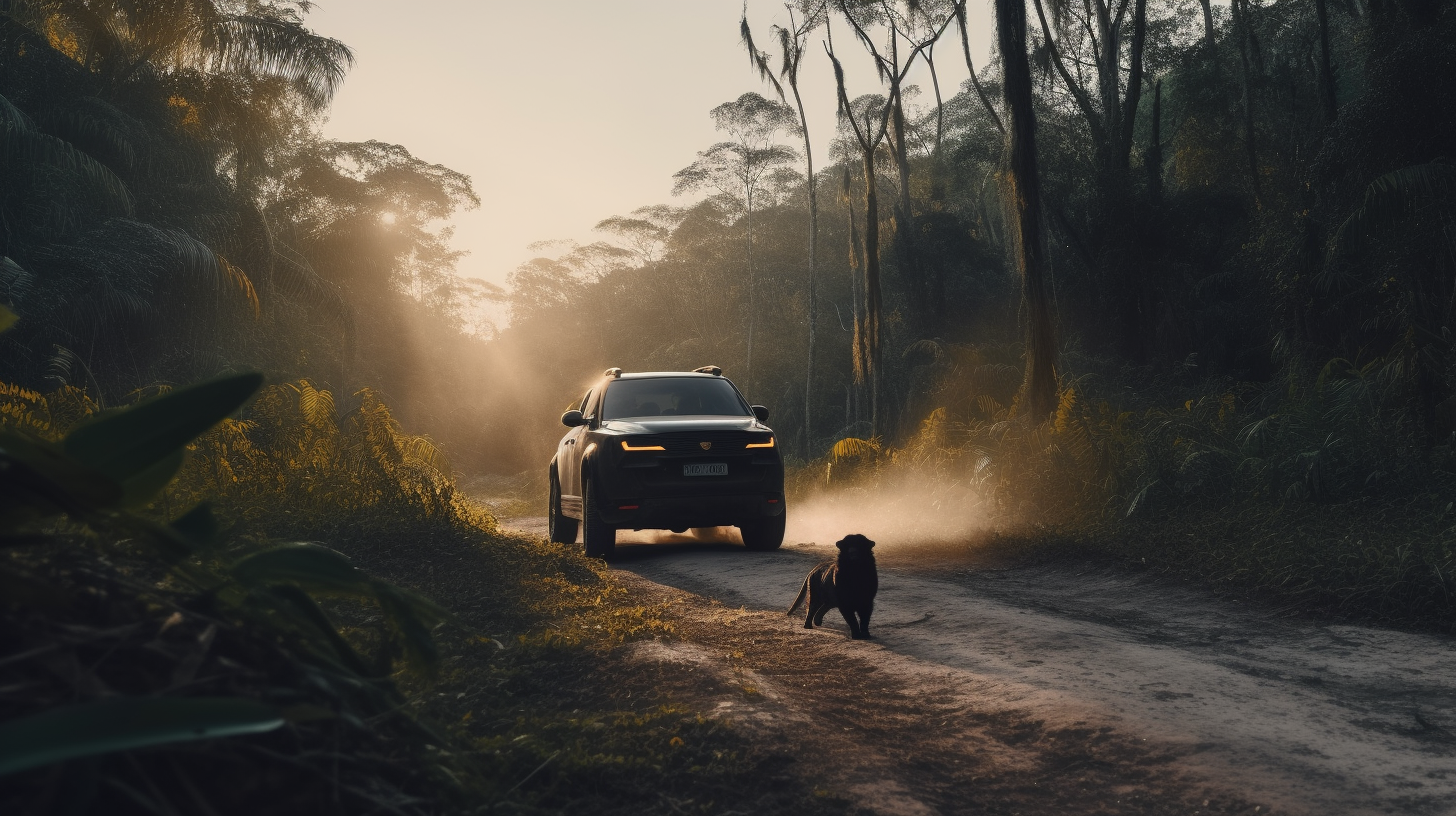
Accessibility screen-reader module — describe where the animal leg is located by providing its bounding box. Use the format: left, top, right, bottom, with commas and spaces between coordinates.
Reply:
839, 606, 864, 639
859, 602, 874, 639
812, 603, 831, 626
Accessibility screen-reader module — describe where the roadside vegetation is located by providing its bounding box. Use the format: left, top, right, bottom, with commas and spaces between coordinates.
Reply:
0, 367, 842, 814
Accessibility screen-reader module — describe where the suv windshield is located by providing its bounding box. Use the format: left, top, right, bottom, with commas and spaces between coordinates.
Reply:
601, 377, 750, 420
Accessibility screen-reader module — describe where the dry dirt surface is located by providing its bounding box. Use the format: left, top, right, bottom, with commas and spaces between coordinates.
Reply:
502, 518, 1456, 816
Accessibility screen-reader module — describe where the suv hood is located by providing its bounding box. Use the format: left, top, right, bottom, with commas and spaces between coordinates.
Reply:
601, 417, 768, 434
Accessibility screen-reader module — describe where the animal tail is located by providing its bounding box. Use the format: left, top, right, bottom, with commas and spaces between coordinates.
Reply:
786, 579, 809, 616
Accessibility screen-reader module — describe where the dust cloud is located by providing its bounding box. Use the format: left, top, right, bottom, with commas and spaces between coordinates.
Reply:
786, 475, 988, 549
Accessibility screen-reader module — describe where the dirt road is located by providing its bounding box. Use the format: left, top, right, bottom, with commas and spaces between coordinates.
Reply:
503, 519, 1456, 816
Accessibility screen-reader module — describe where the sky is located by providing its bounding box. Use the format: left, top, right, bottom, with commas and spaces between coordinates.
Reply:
306, 0, 997, 293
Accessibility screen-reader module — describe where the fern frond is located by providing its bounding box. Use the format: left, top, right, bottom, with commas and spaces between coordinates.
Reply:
217, 254, 260, 318
831, 436, 881, 461
0, 257, 34, 305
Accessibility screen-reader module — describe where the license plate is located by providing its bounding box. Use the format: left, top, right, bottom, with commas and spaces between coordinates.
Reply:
683, 463, 728, 476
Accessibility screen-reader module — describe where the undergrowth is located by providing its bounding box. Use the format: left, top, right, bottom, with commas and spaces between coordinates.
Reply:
0, 375, 833, 815
800, 343, 1456, 630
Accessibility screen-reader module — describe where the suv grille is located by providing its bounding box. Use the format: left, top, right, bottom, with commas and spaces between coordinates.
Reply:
651, 430, 756, 452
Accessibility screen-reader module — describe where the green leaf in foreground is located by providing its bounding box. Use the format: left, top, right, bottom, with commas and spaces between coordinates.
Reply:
229, 542, 369, 594
0, 697, 285, 776
0, 431, 122, 508
62, 372, 263, 484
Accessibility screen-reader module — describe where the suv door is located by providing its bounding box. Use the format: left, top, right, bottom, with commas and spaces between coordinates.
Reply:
557, 387, 593, 514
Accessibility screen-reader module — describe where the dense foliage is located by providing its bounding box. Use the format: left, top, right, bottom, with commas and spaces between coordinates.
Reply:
0, 0, 492, 462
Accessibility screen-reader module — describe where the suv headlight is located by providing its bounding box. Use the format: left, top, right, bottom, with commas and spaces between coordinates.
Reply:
746, 435, 775, 449
621, 439, 665, 451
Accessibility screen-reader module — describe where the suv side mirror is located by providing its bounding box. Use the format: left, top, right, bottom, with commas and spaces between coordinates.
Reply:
751, 405, 769, 422
561, 409, 586, 427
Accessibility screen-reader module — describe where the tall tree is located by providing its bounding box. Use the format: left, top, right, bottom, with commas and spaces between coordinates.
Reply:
953, 0, 1005, 134
834, 0, 955, 332
672, 93, 800, 384
826, 25, 891, 433
1314, 0, 1339, 123
1029, 0, 1149, 171
743, 1, 828, 456
997, 0, 1058, 418
1229, 0, 1262, 205
1198, 0, 1217, 51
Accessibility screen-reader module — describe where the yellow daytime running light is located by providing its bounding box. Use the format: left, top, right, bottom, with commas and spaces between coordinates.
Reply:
745, 436, 775, 449
621, 440, 665, 451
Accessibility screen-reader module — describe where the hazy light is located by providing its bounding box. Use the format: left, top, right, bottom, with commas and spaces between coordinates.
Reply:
380, 212, 397, 226
308, 1, 995, 296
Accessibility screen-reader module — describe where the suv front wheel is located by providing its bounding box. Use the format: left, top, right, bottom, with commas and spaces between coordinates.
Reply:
739, 512, 786, 551
548, 468, 578, 545
581, 478, 616, 560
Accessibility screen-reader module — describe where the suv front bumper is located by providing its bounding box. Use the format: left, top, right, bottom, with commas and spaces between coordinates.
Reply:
599, 493, 784, 529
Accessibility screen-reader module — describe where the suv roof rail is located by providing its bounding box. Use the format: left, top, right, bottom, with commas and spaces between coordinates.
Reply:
692, 365, 722, 376
604, 367, 623, 378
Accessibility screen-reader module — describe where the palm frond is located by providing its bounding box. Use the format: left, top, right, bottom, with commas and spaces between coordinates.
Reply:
2, 93, 134, 216
204, 14, 354, 109
1332, 159, 1456, 258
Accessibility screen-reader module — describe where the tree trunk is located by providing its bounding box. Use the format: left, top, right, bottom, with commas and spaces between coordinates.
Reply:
1231, 0, 1263, 206
789, 78, 818, 457
1116, 0, 1149, 170
956, 0, 1006, 134
861, 150, 883, 435
844, 164, 861, 419
1147, 79, 1164, 201
996, 0, 1058, 419
744, 183, 756, 382
1199, 0, 1216, 51
889, 89, 923, 328
1315, 0, 1339, 123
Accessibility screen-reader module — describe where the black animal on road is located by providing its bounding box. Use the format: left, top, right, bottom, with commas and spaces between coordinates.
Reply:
787, 534, 878, 639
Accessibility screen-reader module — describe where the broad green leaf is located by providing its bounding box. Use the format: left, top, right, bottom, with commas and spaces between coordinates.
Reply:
170, 503, 218, 547
118, 514, 196, 563
260, 583, 373, 676
117, 447, 185, 508
229, 543, 369, 595
374, 582, 441, 670
62, 372, 263, 484
0, 697, 284, 776
0, 432, 122, 507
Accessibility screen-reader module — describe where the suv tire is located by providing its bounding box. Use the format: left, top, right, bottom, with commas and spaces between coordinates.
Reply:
548, 469, 578, 545
582, 478, 616, 560
739, 512, 786, 551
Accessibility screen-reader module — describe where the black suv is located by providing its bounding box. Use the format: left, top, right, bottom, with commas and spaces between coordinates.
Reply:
548, 367, 786, 559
